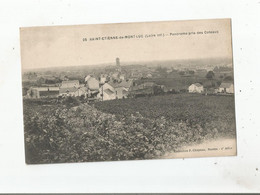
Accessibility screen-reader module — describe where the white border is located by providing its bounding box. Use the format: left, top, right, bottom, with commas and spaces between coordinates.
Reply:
0, 0, 260, 193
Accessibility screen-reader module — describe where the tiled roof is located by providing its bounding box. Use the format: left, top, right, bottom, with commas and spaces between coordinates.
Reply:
60, 80, 79, 88
104, 88, 114, 95
59, 87, 78, 94
85, 75, 91, 81
32, 87, 59, 91
193, 83, 203, 87
61, 80, 79, 85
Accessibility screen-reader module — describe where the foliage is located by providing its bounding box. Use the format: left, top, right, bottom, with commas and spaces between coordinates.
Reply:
23, 93, 236, 164
206, 71, 215, 79
62, 96, 81, 107
155, 67, 167, 77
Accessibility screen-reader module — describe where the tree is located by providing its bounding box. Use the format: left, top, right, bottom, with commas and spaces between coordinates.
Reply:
188, 70, 195, 75
179, 71, 185, 76
206, 71, 215, 79
213, 66, 219, 72
156, 66, 167, 77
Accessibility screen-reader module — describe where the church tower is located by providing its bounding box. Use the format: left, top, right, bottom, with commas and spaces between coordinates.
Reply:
116, 57, 121, 72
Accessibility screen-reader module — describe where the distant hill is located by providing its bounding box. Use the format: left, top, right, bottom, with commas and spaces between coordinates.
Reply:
22, 57, 232, 73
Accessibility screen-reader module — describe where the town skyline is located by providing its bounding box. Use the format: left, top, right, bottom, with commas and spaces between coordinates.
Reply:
22, 56, 233, 72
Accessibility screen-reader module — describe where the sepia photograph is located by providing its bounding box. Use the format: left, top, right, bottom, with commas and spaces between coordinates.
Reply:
20, 18, 236, 164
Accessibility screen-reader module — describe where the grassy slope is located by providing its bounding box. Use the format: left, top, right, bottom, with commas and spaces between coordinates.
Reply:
23, 94, 236, 164
94, 93, 236, 134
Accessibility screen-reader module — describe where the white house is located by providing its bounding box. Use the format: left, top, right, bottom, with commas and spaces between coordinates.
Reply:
60, 80, 79, 89
59, 80, 80, 96
100, 74, 108, 84
188, 83, 204, 93
119, 74, 126, 81
84, 75, 91, 82
59, 87, 78, 97
98, 83, 116, 101
114, 87, 128, 99
218, 82, 234, 94
75, 87, 88, 97
102, 88, 116, 101
59, 80, 88, 97
107, 79, 133, 99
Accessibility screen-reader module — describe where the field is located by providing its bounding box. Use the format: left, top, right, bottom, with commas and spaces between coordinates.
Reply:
94, 93, 236, 133
135, 76, 221, 91
23, 94, 236, 164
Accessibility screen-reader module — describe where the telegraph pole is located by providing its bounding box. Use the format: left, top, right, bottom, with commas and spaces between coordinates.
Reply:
102, 84, 104, 101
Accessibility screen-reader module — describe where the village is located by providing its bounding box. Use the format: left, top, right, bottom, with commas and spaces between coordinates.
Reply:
22, 57, 234, 101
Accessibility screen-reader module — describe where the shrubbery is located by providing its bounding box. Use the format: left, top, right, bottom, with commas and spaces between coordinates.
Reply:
23, 94, 236, 164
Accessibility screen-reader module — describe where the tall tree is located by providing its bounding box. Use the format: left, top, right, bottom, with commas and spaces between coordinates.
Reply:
206, 71, 215, 79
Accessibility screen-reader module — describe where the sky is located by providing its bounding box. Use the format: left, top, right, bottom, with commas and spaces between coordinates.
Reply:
20, 19, 232, 70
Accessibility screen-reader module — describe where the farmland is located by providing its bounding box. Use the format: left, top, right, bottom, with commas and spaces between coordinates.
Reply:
94, 93, 236, 136
134, 76, 222, 91
23, 94, 236, 164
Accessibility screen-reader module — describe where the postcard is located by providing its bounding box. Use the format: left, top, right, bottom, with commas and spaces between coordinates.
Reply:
20, 18, 236, 164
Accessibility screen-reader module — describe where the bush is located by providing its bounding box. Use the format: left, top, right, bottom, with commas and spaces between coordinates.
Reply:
23, 93, 236, 164
62, 96, 80, 107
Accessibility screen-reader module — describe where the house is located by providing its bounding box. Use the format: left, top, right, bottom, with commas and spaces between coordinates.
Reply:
59, 86, 88, 97
27, 87, 59, 98
98, 83, 116, 101
218, 82, 234, 93
119, 74, 126, 81
188, 83, 204, 93
101, 83, 115, 92
102, 88, 116, 101
85, 76, 100, 90
128, 82, 157, 97
100, 74, 108, 84
60, 80, 79, 89
106, 79, 133, 99
59, 80, 87, 97
75, 87, 88, 98
84, 75, 92, 82
59, 87, 79, 97
114, 87, 128, 99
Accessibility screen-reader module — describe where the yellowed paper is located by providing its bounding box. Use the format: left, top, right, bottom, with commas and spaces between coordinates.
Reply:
20, 19, 236, 164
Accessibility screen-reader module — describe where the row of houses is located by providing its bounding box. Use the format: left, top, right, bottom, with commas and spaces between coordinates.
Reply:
25, 75, 234, 100
25, 75, 134, 100
188, 82, 234, 94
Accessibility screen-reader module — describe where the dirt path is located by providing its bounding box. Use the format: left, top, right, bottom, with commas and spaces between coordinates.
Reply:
161, 138, 237, 159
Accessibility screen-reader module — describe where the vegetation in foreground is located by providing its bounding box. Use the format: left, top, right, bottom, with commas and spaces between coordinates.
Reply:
23, 94, 236, 164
